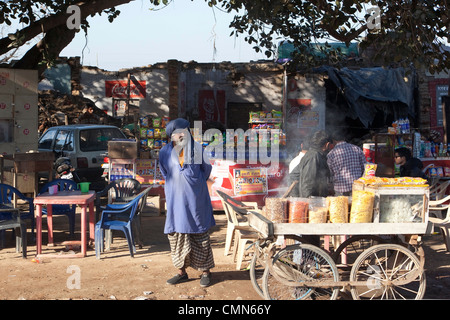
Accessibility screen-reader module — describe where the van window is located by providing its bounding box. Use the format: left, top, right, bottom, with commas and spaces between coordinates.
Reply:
79, 128, 124, 152
54, 130, 74, 151
38, 129, 57, 150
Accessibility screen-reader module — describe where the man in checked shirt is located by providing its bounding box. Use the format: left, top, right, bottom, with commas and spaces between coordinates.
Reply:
327, 130, 366, 196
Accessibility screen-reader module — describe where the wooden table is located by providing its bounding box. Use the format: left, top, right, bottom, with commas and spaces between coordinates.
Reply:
34, 190, 95, 258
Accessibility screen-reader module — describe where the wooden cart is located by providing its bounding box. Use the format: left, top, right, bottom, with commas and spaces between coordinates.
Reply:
245, 185, 432, 300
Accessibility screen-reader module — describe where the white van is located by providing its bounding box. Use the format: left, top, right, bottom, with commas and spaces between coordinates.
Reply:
38, 124, 126, 181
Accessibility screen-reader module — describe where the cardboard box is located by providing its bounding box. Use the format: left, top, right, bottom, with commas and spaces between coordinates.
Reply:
2, 171, 36, 193
140, 150, 150, 159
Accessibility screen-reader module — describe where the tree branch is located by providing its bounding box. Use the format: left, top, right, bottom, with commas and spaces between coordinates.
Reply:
0, 0, 134, 57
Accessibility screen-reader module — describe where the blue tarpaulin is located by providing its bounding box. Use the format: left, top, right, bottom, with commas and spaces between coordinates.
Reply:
276, 41, 416, 127
317, 66, 416, 127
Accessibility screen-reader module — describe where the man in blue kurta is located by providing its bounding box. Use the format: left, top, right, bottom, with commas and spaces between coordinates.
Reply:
159, 118, 215, 287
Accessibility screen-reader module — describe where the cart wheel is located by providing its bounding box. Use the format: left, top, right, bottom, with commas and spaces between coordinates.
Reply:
331, 235, 386, 266
349, 244, 426, 300
262, 243, 340, 300
250, 236, 310, 298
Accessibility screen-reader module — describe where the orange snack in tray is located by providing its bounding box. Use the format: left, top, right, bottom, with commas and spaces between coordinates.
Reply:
288, 199, 309, 223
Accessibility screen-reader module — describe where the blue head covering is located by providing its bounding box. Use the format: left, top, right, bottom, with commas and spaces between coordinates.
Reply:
165, 118, 190, 137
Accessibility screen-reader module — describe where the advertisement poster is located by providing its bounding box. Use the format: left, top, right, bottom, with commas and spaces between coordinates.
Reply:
286, 98, 312, 125
198, 89, 225, 124
135, 159, 164, 185
105, 80, 146, 98
233, 168, 268, 196
298, 110, 319, 127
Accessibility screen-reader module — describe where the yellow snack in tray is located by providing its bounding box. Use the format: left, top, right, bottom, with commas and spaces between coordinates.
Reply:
356, 176, 428, 186
327, 196, 348, 223
350, 190, 375, 223
309, 208, 328, 223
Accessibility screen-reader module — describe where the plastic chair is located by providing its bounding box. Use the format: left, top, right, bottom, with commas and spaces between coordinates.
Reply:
429, 180, 450, 202
428, 195, 450, 251
216, 190, 259, 270
94, 178, 141, 248
0, 183, 34, 237
94, 178, 141, 221
0, 207, 27, 258
216, 190, 257, 255
94, 188, 149, 259
0, 184, 31, 258
39, 179, 78, 237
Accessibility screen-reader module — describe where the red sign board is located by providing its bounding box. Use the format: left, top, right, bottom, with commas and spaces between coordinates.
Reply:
198, 90, 225, 124
105, 80, 146, 98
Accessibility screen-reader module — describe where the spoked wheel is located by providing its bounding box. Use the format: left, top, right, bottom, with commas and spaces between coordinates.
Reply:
332, 235, 386, 266
262, 243, 340, 300
249, 236, 308, 299
349, 244, 426, 300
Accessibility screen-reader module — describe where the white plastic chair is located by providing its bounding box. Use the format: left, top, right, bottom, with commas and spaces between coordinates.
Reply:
429, 180, 450, 201
428, 195, 450, 251
217, 190, 259, 270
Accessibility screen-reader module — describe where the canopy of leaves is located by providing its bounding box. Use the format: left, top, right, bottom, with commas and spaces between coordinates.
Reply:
215, 0, 449, 73
0, 0, 449, 74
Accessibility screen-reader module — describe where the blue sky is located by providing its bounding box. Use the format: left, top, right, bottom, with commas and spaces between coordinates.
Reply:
60, 0, 269, 71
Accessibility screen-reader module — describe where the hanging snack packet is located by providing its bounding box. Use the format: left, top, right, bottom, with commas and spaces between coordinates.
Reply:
153, 117, 161, 128
364, 163, 377, 177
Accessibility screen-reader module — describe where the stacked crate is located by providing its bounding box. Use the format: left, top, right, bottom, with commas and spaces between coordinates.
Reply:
0, 68, 40, 193
0, 68, 38, 154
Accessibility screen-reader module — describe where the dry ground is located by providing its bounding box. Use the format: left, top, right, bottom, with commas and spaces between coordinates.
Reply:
1, 208, 450, 302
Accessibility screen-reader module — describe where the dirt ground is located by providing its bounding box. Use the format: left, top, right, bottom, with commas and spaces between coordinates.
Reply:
1, 208, 450, 301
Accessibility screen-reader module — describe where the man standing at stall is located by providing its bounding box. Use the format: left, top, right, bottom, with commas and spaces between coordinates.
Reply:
288, 137, 309, 197
327, 130, 366, 196
297, 130, 332, 198
159, 118, 215, 287
297, 130, 332, 246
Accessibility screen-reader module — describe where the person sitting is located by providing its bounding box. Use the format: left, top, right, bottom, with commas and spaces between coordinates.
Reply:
394, 147, 429, 182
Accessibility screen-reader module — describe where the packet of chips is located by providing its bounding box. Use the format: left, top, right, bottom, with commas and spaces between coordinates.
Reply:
364, 163, 377, 177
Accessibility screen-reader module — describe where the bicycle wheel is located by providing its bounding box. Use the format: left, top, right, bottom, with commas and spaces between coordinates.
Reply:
349, 244, 426, 300
249, 236, 308, 298
331, 235, 385, 266
262, 243, 340, 300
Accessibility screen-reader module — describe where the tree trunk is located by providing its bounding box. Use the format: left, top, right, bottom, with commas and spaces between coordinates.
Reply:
2, 0, 135, 69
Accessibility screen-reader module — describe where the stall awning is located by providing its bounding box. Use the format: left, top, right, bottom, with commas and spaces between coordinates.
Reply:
317, 66, 416, 127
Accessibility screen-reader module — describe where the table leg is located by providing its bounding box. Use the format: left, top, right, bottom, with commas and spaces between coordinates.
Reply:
81, 204, 87, 257
47, 204, 54, 246
89, 201, 95, 245
35, 204, 42, 255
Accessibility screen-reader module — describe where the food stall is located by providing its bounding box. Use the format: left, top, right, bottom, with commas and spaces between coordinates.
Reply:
127, 110, 291, 212
243, 175, 430, 300
205, 109, 288, 210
